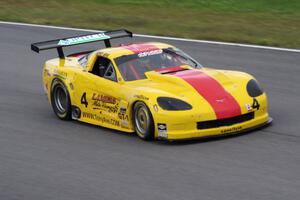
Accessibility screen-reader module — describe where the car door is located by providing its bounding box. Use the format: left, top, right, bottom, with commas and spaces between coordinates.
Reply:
74, 55, 130, 130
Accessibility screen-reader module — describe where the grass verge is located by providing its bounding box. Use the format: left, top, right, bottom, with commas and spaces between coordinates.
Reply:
0, 0, 299, 48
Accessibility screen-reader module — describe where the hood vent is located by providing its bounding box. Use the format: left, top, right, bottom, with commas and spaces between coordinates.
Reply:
155, 66, 190, 74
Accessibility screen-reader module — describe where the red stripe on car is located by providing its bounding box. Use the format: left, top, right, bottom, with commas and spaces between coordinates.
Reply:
174, 70, 241, 119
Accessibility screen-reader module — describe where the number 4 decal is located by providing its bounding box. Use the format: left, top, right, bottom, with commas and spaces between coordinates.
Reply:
252, 98, 260, 110
81, 92, 88, 108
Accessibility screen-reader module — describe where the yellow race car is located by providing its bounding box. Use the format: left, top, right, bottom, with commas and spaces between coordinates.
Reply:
31, 29, 272, 141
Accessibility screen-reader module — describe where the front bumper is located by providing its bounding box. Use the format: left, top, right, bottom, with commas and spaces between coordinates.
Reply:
157, 113, 272, 141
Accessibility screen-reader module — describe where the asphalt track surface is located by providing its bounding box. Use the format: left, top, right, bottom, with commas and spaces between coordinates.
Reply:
0, 23, 300, 200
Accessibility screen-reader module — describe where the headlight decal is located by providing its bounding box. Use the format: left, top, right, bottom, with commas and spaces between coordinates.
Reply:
246, 79, 263, 97
157, 97, 192, 111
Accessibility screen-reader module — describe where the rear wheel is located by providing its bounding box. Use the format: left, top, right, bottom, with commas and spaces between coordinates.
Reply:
51, 79, 71, 120
133, 102, 154, 140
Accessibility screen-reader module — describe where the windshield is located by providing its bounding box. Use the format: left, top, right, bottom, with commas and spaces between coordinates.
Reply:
114, 48, 202, 81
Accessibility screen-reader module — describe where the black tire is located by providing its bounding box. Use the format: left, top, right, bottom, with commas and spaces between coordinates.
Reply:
51, 79, 72, 120
133, 102, 154, 140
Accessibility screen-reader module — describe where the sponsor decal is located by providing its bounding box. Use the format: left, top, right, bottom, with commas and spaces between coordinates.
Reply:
157, 123, 167, 138
93, 101, 119, 113
81, 92, 119, 113
92, 93, 116, 104
121, 120, 129, 126
120, 107, 126, 114
138, 49, 162, 58
120, 120, 129, 129
123, 43, 160, 54
134, 94, 149, 100
118, 106, 129, 121
58, 33, 110, 46
221, 126, 242, 134
92, 93, 119, 113
118, 112, 129, 120
92, 94, 118, 113
119, 105, 129, 129
245, 103, 252, 111
174, 70, 241, 119
82, 112, 120, 126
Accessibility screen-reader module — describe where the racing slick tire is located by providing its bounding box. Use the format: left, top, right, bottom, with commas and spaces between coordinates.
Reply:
51, 79, 72, 120
133, 102, 154, 141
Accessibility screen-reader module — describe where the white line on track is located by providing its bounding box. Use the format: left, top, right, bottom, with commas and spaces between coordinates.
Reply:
1, 21, 300, 53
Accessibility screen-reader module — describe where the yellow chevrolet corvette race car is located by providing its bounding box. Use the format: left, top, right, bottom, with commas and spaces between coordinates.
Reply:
31, 29, 272, 141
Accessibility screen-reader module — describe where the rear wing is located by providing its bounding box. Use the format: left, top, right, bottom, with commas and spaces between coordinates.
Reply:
31, 29, 132, 58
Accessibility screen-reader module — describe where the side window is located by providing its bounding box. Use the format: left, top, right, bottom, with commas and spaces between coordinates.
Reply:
78, 53, 90, 67
91, 56, 117, 82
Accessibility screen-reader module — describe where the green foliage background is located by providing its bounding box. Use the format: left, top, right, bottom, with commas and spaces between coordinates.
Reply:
1, 0, 299, 48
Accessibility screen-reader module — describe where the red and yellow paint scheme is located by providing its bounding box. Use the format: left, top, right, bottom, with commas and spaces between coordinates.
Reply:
31, 30, 271, 141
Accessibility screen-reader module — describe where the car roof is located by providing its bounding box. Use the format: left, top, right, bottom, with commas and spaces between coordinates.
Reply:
94, 42, 174, 59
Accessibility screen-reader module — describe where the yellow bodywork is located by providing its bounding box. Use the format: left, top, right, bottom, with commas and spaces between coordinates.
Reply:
42, 42, 270, 140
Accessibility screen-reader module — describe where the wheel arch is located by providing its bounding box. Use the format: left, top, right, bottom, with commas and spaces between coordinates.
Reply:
131, 100, 155, 140
131, 100, 151, 121
50, 77, 72, 120
51, 77, 75, 103
50, 78, 73, 106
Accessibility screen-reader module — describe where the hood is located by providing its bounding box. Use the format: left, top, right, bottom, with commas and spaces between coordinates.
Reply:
129, 67, 251, 119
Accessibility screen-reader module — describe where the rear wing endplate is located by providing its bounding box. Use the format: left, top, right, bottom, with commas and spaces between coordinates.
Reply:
31, 29, 132, 58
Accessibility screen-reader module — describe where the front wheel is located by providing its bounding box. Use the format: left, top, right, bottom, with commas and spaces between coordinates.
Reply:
51, 79, 72, 120
133, 102, 154, 141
